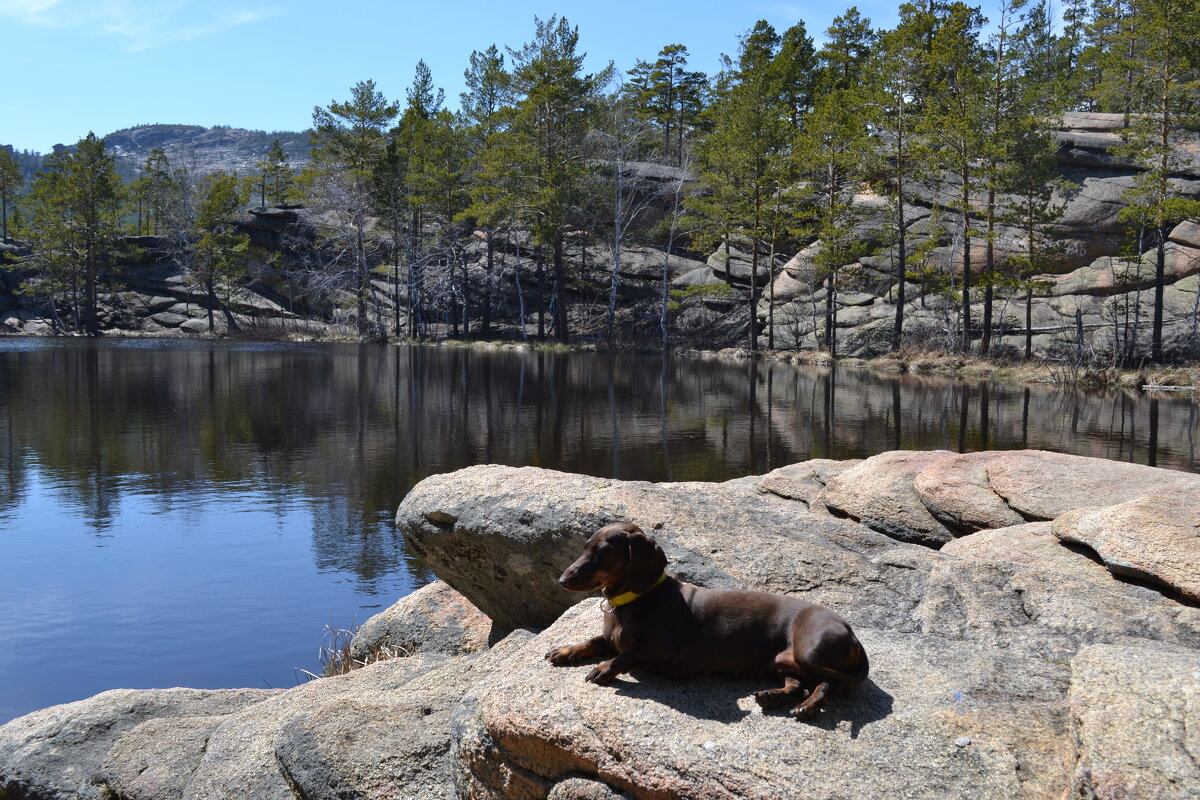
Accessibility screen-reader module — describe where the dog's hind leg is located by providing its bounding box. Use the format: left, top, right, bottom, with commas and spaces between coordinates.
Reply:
754, 675, 808, 710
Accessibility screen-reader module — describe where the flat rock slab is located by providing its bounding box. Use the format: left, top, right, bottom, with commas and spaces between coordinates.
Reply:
941, 522, 1115, 585
351, 579, 498, 660
1052, 494, 1200, 602
1068, 644, 1200, 800
453, 601, 1074, 800
984, 450, 1200, 521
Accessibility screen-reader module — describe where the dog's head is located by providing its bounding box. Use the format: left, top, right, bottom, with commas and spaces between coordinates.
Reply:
558, 522, 668, 595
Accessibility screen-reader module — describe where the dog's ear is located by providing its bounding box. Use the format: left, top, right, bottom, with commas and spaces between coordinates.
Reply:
625, 527, 668, 593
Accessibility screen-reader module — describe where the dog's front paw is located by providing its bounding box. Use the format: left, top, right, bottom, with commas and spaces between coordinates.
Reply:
545, 646, 577, 666
584, 660, 617, 685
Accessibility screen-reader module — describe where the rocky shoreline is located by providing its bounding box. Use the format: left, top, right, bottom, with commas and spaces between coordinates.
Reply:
2, 448, 1198, 799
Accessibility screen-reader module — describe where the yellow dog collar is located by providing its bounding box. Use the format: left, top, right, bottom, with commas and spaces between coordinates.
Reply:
603, 572, 668, 610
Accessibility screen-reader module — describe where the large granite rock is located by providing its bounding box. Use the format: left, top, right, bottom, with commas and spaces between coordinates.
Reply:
1067, 644, 1200, 800
984, 450, 1200, 521
0, 688, 280, 800
5, 450, 1199, 800
1052, 494, 1200, 602
397, 464, 943, 634
350, 579, 498, 660
0, 634, 535, 800
819, 449, 958, 546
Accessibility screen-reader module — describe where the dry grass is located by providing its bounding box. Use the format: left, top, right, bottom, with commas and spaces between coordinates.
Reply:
294, 624, 416, 682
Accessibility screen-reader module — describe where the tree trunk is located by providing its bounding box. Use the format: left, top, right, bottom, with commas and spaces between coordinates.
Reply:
892, 168, 907, 352
483, 230, 493, 335
981, 183, 996, 356
960, 177, 972, 353
553, 235, 569, 345
536, 246, 545, 341
1152, 226, 1166, 362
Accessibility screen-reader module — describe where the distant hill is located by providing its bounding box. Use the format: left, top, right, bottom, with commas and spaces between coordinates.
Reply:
3, 124, 311, 184
101, 124, 310, 181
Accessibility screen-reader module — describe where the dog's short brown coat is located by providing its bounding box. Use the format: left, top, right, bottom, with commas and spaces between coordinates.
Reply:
546, 522, 869, 718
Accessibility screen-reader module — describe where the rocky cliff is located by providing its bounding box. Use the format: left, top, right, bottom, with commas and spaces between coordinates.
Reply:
747, 112, 1200, 358
2, 449, 1197, 799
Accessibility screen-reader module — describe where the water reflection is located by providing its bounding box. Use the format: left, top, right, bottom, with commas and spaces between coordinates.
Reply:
0, 341, 1197, 583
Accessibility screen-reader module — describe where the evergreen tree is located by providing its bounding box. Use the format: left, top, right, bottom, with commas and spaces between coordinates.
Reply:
392, 60, 448, 338
978, 0, 1031, 355
775, 22, 819, 127
689, 21, 792, 352
253, 138, 293, 209
507, 15, 612, 343
626, 44, 708, 165
869, 3, 928, 351
920, 1, 987, 352
26, 133, 123, 335
310, 79, 399, 338
458, 44, 515, 335
795, 88, 876, 357
0, 147, 22, 243
190, 172, 250, 332
1111, 0, 1200, 361
816, 7, 877, 99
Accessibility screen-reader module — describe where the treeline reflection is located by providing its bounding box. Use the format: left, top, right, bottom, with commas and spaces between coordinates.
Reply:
1, 340, 1195, 585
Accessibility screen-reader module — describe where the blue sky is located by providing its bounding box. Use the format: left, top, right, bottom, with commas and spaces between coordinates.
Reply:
1, 0, 1005, 153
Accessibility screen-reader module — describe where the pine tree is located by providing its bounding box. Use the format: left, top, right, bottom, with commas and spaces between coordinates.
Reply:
816, 7, 877, 99
190, 172, 250, 332
689, 21, 793, 352
869, 3, 928, 351
775, 23, 819, 127
310, 79, 399, 338
458, 44, 515, 335
1111, 0, 1200, 361
253, 138, 293, 209
0, 147, 22, 243
507, 15, 612, 343
921, 1, 987, 352
31, 134, 123, 334
795, 88, 876, 357
978, 0, 1031, 355
626, 44, 708, 166
392, 60, 448, 338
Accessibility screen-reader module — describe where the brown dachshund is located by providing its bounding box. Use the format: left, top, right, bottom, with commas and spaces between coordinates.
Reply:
545, 522, 869, 719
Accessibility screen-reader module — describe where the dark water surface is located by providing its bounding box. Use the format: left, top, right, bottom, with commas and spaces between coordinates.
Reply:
1, 338, 1196, 723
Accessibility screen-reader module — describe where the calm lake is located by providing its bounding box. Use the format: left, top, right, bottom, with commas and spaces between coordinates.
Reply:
1, 338, 1197, 723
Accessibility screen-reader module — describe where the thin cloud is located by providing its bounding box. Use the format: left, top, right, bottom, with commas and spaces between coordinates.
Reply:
0, 0, 280, 50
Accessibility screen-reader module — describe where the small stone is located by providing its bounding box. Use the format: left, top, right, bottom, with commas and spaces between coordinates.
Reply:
955, 737, 972, 748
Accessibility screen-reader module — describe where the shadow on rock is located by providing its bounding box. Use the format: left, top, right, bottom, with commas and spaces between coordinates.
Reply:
765, 678, 894, 739
609, 673, 757, 723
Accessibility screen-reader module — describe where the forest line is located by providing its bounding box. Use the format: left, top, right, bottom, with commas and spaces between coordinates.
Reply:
1, 0, 1199, 363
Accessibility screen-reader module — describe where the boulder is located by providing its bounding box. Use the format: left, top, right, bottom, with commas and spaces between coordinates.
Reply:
151, 311, 188, 327
820, 450, 957, 546
397, 464, 944, 635
755, 458, 862, 509
350, 579, 498, 660
1067, 644, 1200, 800
0, 687, 280, 800
1052, 494, 1200, 602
